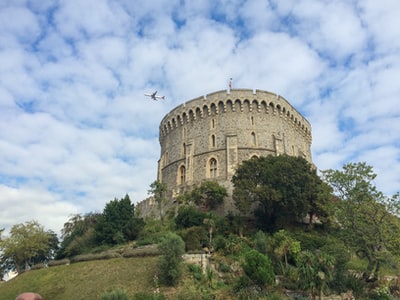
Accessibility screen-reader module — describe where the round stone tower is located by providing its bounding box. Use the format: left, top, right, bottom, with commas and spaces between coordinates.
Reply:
157, 89, 312, 214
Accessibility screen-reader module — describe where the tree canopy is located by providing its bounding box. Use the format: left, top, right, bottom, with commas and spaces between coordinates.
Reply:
95, 194, 144, 245
177, 181, 227, 212
0, 221, 57, 274
232, 155, 332, 230
322, 162, 400, 281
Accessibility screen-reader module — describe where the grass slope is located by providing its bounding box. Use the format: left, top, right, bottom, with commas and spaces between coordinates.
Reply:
0, 257, 160, 300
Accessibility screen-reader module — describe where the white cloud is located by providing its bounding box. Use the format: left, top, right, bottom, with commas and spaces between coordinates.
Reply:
0, 0, 399, 234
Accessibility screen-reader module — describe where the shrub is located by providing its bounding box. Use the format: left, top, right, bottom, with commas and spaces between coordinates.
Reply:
183, 226, 207, 252
175, 206, 205, 229
100, 289, 131, 300
30, 263, 46, 270
254, 230, 267, 254
242, 250, 275, 287
188, 264, 203, 281
233, 275, 263, 299
158, 232, 185, 286
367, 286, 392, 300
122, 245, 160, 258
48, 258, 70, 267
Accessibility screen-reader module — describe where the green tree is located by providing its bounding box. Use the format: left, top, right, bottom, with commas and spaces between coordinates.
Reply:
175, 205, 205, 229
191, 181, 227, 211
0, 221, 54, 274
148, 181, 168, 223
242, 249, 275, 288
232, 155, 331, 230
177, 181, 227, 212
95, 194, 143, 245
322, 162, 400, 281
57, 212, 100, 258
158, 232, 185, 286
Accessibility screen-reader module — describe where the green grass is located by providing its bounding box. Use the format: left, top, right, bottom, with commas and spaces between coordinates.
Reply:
0, 257, 159, 300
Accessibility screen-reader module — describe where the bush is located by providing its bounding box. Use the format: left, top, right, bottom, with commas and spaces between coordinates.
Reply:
183, 226, 207, 252
100, 289, 131, 300
233, 275, 263, 299
242, 250, 275, 287
122, 245, 160, 258
158, 232, 185, 286
188, 264, 203, 281
48, 258, 70, 267
175, 206, 205, 229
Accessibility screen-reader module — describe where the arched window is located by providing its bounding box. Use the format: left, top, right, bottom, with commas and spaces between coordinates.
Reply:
211, 118, 215, 129
179, 165, 186, 184
209, 158, 217, 178
183, 143, 186, 156
211, 134, 216, 147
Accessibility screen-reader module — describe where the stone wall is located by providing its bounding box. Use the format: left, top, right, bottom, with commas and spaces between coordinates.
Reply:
137, 89, 313, 217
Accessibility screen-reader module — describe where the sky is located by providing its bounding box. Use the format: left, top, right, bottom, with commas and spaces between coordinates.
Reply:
0, 0, 399, 235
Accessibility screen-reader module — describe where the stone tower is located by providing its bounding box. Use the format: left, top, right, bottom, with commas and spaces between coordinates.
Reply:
153, 88, 312, 215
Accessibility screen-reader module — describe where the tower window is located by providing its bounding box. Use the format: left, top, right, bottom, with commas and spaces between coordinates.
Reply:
209, 158, 217, 178
211, 134, 216, 147
179, 165, 186, 184
251, 132, 256, 146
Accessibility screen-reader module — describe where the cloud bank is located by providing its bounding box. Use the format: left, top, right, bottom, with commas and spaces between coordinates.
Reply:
1, 0, 399, 233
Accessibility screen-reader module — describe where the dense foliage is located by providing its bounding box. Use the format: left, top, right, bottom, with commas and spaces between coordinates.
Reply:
177, 180, 227, 212
232, 155, 332, 231
157, 232, 185, 286
242, 249, 275, 287
95, 194, 144, 245
0, 221, 58, 275
2, 159, 400, 299
57, 195, 144, 258
322, 162, 400, 281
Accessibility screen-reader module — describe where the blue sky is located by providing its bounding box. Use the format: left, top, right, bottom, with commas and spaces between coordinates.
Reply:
0, 0, 399, 234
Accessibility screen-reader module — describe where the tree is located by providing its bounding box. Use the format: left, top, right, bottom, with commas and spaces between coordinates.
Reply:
232, 155, 331, 230
0, 221, 55, 274
57, 212, 100, 258
322, 162, 400, 281
191, 181, 227, 211
242, 249, 275, 288
175, 205, 205, 229
95, 194, 143, 245
148, 180, 168, 223
158, 232, 185, 286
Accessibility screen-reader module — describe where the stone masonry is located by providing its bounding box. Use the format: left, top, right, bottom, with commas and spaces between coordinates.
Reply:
137, 89, 312, 217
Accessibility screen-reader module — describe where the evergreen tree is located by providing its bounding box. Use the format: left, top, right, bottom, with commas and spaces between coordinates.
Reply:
95, 194, 144, 245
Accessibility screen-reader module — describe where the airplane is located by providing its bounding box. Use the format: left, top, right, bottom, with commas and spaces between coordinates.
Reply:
144, 91, 165, 101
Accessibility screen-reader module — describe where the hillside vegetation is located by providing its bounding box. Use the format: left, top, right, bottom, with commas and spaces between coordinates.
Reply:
2, 157, 400, 299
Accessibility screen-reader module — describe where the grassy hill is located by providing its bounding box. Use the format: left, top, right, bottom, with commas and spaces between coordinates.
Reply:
0, 256, 165, 300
